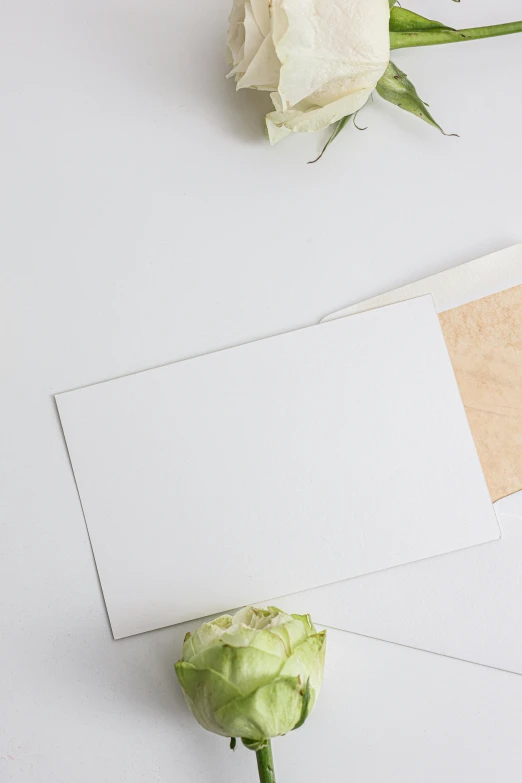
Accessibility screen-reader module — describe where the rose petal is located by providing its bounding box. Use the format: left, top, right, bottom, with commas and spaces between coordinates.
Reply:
250, 0, 271, 37
266, 85, 373, 144
229, 1, 265, 80
271, 0, 390, 110
227, 0, 247, 67
270, 91, 284, 113
237, 34, 280, 91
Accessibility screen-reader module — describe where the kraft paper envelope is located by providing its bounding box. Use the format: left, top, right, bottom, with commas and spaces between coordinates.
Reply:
56, 296, 499, 639
272, 245, 522, 674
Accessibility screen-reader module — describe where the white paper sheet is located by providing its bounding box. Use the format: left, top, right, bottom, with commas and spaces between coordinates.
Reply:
270, 245, 522, 674
56, 296, 498, 639
282, 624, 522, 783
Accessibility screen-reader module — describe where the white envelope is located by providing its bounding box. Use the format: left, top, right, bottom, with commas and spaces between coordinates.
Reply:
272, 244, 522, 674
271, 510, 522, 675
321, 243, 522, 322
56, 296, 498, 639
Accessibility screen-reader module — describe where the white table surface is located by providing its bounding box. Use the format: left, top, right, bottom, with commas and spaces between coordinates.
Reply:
1, 0, 521, 780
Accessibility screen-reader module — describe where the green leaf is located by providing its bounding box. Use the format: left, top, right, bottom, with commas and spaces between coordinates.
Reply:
308, 114, 353, 164
376, 61, 457, 137
389, 7, 455, 34
388, 0, 397, 8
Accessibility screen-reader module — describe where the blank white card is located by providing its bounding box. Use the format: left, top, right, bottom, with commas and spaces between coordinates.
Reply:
56, 296, 499, 638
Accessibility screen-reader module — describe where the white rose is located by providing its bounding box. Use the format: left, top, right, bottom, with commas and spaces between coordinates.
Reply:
227, 0, 390, 144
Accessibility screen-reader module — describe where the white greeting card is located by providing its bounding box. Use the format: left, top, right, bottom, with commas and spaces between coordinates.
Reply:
56, 296, 498, 639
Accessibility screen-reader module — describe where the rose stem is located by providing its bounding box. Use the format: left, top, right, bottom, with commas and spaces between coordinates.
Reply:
391, 21, 522, 50
256, 741, 276, 783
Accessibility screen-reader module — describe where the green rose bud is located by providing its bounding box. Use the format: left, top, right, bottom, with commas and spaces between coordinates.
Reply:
175, 606, 326, 750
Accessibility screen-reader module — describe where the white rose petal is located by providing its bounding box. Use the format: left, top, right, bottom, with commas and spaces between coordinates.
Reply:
272, 0, 390, 110
237, 32, 279, 91
227, 0, 390, 143
249, 0, 271, 37
266, 86, 374, 144
226, 0, 247, 67
228, 1, 265, 79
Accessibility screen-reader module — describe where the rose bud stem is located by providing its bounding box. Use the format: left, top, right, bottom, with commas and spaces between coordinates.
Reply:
256, 740, 276, 783
391, 20, 522, 50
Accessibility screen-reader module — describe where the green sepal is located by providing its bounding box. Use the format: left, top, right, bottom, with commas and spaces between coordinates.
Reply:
230, 737, 237, 750
308, 114, 354, 164
390, 8, 455, 34
376, 61, 457, 137
242, 737, 268, 752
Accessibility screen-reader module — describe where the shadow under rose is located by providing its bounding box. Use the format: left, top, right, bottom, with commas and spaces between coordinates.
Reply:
77, 0, 272, 144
